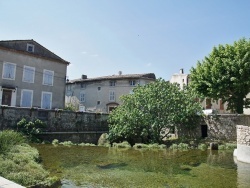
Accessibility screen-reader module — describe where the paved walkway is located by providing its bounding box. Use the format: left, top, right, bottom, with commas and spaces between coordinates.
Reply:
0, 176, 25, 188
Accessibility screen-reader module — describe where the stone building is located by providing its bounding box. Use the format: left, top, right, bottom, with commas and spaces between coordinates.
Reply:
65, 72, 156, 113
0, 39, 69, 109
170, 69, 228, 114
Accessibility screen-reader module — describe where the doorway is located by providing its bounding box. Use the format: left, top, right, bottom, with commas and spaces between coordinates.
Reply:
2, 89, 12, 106
201, 124, 208, 138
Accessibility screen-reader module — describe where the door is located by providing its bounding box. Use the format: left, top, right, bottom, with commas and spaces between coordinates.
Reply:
2, 90, 12, 106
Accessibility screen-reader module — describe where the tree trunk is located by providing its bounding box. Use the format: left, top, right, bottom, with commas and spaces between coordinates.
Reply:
235, 95, 244, 114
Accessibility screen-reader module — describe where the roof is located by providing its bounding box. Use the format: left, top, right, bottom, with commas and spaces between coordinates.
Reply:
67, 73, 156, 84
0, 39, 70, 65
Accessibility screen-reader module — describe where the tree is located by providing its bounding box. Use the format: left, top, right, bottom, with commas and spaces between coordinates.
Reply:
108, 78, 202, 145
190, 38, 250, 114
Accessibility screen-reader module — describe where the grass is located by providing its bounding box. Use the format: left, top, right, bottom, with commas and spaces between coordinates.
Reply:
0, 130, 59, 187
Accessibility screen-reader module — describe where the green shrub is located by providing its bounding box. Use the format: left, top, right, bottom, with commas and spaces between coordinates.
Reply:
0, 130, 26, 154
78, 143, 96, 146
113, 141, 131, 148
218, 143, 237, 150
17, 118, 45, 142
178, 143, 189, 150
52, 139, 59, 145
133, 143, 149, 149
0, 143, 58, 187
60, 141, 75, 146
198, 143, 208, 150
169, 143, 178, 150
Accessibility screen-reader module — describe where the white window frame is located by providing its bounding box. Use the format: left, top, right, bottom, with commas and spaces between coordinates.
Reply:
41, 91, 52, 109
20, 89, 33, 107
26, 43, 34, 52
43, 69, 54, 86
110, 81, 116, 87
22, 65, 35, 83
109, 90, 115, 101
129, 80, 136, 86
80, 91, 85, 102
2, 62, 16, 80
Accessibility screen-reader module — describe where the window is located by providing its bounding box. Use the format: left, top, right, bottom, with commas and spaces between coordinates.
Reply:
43, 69, 54, 86
2, 62, 16, 80
109, 90, 115, 101
27, 44, 34, 52
23, 66, 35, 83
129, 80, 136, 86
67, 85, 72, 91
110, 81, 116, 86
21, 89, 33, 107
98, 87, 101, 91
41, 92, 52, 109
97, 101, 101, 105
81, 83, 86, 89
80, 92, 85, 102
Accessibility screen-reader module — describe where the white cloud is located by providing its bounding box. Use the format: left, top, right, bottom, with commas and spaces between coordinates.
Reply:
146, 63, 152, 67
81, 51, 87, 54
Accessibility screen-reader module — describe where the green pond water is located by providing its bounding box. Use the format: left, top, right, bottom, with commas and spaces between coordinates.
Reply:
33, 144, 250, 188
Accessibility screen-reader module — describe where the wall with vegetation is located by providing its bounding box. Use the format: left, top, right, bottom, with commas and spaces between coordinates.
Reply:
0, 106, 109, 144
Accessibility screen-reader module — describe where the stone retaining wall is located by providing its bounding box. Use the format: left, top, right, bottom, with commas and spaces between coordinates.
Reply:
204, 114, 250, 141
0, 106, 109, 144
234, 125, 250, 163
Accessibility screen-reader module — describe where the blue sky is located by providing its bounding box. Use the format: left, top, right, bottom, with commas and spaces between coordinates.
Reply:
1, 0, 250, 80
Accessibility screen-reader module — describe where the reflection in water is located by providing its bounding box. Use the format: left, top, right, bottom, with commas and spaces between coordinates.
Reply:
235, 158, 250, 188
33, 144, 245, 188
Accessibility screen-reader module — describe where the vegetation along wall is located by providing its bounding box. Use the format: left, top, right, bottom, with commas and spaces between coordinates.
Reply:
0, 106, 109, 144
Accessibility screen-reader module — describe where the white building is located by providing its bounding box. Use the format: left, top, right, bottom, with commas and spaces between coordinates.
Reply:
66, 73, 156, 113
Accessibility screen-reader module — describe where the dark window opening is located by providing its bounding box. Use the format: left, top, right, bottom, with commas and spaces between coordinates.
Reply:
201, 124, 208, 138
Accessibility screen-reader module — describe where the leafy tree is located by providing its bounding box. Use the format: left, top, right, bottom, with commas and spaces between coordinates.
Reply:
108, 78, 202, 145
190, 38, 250, 113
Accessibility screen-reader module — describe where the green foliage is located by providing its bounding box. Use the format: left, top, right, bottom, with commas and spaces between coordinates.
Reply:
190, 38, 250, 113
17, 118, 45, 142
0, 130, 26, 154
169, 143, 189, 150
64, 103, 77, 111
108, 78, 202, 144
218, 143, 237, 150
52, 139, 59, 145
0, 133, 58, 187
113, 141, 131, 148
198, 143, 208, 150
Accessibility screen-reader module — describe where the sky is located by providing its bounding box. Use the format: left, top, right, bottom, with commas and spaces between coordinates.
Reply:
1, 0, 250, 81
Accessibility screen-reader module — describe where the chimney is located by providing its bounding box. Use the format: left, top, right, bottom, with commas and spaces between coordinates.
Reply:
180, 69, 184, 74
118, 71, 122, 75
81, 75, 87, 79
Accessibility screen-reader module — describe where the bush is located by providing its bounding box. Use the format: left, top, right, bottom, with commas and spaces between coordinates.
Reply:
52, 139, 59, 145
113, 141, 131, 148
218, 143, 237, 150
133, 143, 149, 149
17, 118, 45, 142
0, 143, 58, 187
0, 130, 26, 154
198, 143, 208, 150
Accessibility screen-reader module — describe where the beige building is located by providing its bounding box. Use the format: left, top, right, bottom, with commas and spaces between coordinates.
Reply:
0, 39, 69, 109
66, 73, 156, 113
170, 69, 228, 114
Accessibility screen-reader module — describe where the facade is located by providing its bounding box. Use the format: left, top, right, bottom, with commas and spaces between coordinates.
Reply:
170, 69, 228, 113
66, 73, 156, 113
0, 39, 69, 109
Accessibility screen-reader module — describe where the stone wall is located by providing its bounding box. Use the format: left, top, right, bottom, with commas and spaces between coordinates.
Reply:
204, 114, 250, 141
234, 125, 250, 163
237, 125, 250, 146
0, 106, 109, 144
